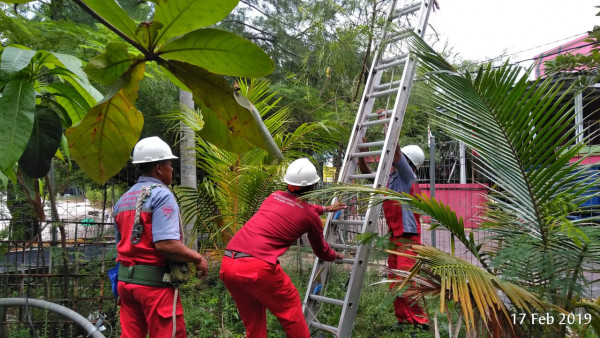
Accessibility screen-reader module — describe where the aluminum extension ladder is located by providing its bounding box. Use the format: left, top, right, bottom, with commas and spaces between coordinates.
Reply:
302, 1, 435, 336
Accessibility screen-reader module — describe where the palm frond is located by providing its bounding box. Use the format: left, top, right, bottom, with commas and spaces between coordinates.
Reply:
389, 245, 556, 332
167, 78, 344, 249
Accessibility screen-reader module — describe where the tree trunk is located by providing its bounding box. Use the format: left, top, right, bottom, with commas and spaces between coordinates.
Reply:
179, 89, 197, 250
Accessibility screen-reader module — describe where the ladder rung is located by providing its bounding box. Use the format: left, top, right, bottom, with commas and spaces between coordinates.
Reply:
387, 31, 411, 44
362, 118, 390, 127
349, 173, 376, 180
374, 80, 402, 91
369, 88, 398, 98
390, 2, 421, 20
358, 141, 385, 148
331, 219, 364, 225
376, 56, 408, 71
308, 321, 338, 334
309, 294, 345, 307
330, 243, 358, 251
337, 258, 356, 264
380, 53, 408, 65
351, 150, 382, 158
379, 53, 408, 66
365, 109, 390, 118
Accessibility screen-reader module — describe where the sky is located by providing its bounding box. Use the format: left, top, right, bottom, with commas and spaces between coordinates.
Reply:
426, 0, 599, 67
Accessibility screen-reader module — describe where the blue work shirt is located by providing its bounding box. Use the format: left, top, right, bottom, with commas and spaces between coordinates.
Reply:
386, 153, 419, 234
113, 176, 181, 244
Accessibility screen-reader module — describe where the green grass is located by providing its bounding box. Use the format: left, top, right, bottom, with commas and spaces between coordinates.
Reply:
181, 246, 440, 337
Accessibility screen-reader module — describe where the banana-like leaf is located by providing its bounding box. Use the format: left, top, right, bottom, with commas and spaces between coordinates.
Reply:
18, 107, 62, 178
196, 103, 254, 154
45, 83, 90, 126
49, 51, 103, 103
161, 60, 281, 157
0, 79, 35, 170
84, 42, 136, 85
0, 170, 7, 188
78, 0, 141, 46
66, 62, 145, 185
153, 0, 239, 46
1, 46, 35, 74
159, 28, 274, 78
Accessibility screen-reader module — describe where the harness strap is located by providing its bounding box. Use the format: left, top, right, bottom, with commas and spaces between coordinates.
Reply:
130, 184, 163, 245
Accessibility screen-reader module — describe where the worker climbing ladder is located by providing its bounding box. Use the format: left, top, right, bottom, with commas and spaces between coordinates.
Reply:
302, 0, 435, 336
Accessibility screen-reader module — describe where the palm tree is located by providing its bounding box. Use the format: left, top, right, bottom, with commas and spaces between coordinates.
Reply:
310, 32, 600, 337
172, 78, 344, 251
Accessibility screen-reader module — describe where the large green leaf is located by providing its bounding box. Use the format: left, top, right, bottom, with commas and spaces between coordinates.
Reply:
37, 51, 103, 104
161, 60, 279, 156
84, 42, 136, 85
78, 0, 141, 46
153, 0, 239, 46
18, 107, 62, 178
160, 28, 274, 78
197, 103, 253, 153
66, 62, 145, 185
1, 46, 35, 74
0, 79, 35, 170
46, 83, 90, 126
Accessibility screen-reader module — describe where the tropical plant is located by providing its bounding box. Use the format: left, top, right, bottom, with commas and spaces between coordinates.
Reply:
171, 78, 343, 250
1, 0, 281, 186
307, 31, 600, 337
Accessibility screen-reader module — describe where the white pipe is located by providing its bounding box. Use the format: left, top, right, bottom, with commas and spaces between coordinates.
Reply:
0, 298, 105, 338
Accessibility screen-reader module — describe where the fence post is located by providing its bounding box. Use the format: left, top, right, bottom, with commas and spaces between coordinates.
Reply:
429, 133, 436, 248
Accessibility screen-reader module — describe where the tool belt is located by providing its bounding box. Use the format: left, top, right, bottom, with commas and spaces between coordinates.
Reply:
118, 264, 172, 287
118, 262, 194, 287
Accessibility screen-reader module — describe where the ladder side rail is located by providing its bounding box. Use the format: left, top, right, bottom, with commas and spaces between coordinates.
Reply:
303, 0, 402, 319
371, 0, 435, 193
303, 1, 436, 335
337, 1, 437, 335
335, 0, 400, 185
338, 243, 373, 337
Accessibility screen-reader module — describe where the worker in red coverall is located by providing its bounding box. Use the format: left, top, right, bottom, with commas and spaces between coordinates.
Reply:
358, 141, 429, 331
113, 136, 208, 338
220, 158, 347, 338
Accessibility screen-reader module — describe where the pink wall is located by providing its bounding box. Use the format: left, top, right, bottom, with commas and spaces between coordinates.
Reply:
418, 183, 489, 228
533, 34, 593, 79
570, 155, 600, 164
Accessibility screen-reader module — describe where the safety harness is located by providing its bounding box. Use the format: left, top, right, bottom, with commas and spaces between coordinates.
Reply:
117, 183, 183, 338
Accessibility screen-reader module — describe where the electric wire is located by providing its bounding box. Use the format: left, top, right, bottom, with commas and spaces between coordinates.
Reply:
453, 33, 599, 71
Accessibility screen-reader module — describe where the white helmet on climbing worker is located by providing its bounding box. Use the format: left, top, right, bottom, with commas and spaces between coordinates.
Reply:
401, 145, 425, 169
283, 158, 320, 186
132, 136, 178, 164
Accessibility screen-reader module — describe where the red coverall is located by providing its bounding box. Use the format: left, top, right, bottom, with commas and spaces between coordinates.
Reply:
113, 177, 186, 338
220, 191, 337, 338
383, 164, 429, 325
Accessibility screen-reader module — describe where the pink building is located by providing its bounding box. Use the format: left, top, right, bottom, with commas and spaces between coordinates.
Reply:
533, 34, 595, 79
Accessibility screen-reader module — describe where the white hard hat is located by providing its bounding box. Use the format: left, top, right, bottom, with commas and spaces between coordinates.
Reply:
132, 136, 178, 164
283, 158, 320, 186
401, 145, 425, 169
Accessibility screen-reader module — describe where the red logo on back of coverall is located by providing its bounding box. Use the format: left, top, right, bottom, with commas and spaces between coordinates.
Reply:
162, 206, 174, 218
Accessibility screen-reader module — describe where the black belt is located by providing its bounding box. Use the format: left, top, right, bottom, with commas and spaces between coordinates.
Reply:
224, 250, 253, 259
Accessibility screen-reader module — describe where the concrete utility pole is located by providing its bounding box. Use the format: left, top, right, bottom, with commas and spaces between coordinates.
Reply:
179, 89, 197, 250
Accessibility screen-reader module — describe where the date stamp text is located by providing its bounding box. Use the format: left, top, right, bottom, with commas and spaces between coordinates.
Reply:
511, 313, 591, 325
